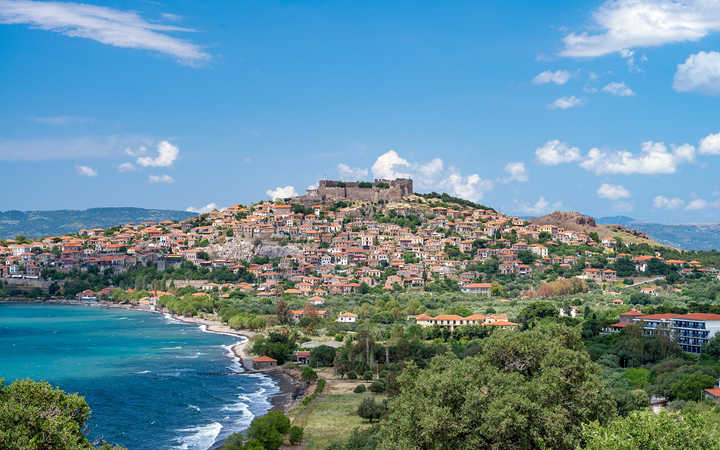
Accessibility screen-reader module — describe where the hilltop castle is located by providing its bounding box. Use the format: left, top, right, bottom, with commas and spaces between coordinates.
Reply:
291, 179, 413, 205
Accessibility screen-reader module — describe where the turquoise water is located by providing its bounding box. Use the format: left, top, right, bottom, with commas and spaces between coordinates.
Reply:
0, 303, 278, 450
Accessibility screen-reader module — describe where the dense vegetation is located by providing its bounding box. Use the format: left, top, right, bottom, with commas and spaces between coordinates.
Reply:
0, 378, 124, 450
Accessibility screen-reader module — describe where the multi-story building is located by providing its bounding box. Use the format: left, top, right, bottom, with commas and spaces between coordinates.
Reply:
607, 312, 720, 354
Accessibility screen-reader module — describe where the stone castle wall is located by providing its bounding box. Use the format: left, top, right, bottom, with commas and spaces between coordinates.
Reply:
292, 179, 413, 205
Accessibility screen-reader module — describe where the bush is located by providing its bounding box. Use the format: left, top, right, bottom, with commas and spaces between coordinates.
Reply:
301, 379, 326, 406
347, 371, 358, 380
288, 426, 304, 445
301, 366, 318, 383
363, 371, 374, 381
370, 380, 386, 393
357, 397, 387, 423
354, 384, 367, 393
245, 411, 291, 450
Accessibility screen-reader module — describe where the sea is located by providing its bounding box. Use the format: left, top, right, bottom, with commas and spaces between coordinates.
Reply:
0, 302, 279, 450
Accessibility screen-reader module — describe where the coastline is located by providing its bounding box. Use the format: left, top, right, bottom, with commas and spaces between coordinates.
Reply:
0, 298, 305, 416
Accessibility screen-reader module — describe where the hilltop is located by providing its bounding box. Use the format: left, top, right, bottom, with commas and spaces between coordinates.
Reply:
596, 216, 720, 251
0, 207, 196, 239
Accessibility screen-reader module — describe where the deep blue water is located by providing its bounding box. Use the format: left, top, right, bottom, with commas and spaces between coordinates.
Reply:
0, 303, 278, 450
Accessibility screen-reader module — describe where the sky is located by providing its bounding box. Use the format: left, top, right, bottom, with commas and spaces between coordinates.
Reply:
1, 0, 720, 224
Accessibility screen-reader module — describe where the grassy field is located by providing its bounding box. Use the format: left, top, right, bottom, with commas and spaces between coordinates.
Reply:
290, 388, 384, 449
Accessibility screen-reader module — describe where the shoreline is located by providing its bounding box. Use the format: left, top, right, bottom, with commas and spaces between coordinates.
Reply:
1, 298, 306, 427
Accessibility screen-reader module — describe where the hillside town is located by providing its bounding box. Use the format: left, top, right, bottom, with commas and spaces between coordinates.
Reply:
1, 179, 718, 303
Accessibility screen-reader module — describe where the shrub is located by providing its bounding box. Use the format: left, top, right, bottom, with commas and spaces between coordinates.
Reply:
370, 380, 386, 393
301, 366, 318, 383
363, 371, 374, 381
347, 371, 358, 380
289, 426, 304, 445
301, 379, 326, 406
354, 384, 367, 393
357, 397, 387, 423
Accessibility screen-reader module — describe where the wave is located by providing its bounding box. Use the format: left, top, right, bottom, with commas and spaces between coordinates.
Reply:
161, 346, 183, 350
163, 313, 183, 324
221, 343, 245, 372
173, 421, 222, 450
134, 370, 152, 374
187, 404, 201, 412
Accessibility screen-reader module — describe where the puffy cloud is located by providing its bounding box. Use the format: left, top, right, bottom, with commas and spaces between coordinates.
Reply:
443, 172, 494, 202
548, 96, 583, 109
653, 195, 685, 209
266, 185, 298, 200
370, 150, 411, 180
560, 0, 720, 57
337, 163, 369, 179
597, 183, 631, 199
673, 51, 720, 95
580, 141, 694, 175
148, 174, 174, 183
76, 165, 97, 177
535, 140, 581, 165
136, 141, 179, 167
368, 151, 493, 201
186, 203, 219, 214
515, 197, 563, 216
0, 0, 209, 65
532, 70, 571, 85
117, 162, 135, 172
503, 162, 528, 182
685, 198, 708, 210
699, 132, 720, 154
601, 81, 635, 96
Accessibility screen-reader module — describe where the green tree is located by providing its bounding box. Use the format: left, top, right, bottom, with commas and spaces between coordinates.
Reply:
301, 366, 318, 383
582, 410, 720, 450
275, 299, 292, 325
357, 397, 386, 423
670, 372, 716, 401
245, 411, 290, 450
703, 334, 720, 359
379, 324, 616, 450
0, 378, 125, 450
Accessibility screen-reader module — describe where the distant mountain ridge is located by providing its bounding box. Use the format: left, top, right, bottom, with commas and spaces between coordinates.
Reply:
595, 216, 720, 251
0, 207, 196, 239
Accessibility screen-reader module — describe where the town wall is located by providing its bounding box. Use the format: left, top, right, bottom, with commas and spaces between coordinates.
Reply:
291, 179, 413, 205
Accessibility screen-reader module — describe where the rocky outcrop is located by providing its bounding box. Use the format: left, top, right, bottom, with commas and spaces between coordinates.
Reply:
530, 211, 597, 228
209, 238, 304, 261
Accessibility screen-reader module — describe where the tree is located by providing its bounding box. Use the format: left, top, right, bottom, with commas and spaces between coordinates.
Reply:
516, 301, 557, 328
245, 411, 290, 450
703, 334, 720, 359
614, 258, 635, 277
0, 378, 126, 450
275, 299, 292, 325
670, 372, 716, 401
582, 410, 720, 450
310, 345, 336, 367
380, 324, 616, 450
301, 366, 318, 383
357, 398, 386, 423
288, 426, 304, 445
589, 232, 600, 243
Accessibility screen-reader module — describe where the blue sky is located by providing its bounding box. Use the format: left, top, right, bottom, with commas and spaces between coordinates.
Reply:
1, 0, 720, 223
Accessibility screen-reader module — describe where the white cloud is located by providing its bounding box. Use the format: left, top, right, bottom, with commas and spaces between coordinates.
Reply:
442, 172, 494, 202
117, 162, 135, 172
136, 141, 179, 167
532, 70, 571, 85
515, 197, 563, 216
266, 185, 298, 200
124, 146, 147, 157
580, 141, 695, 175
148, 174, 174, 183
0, 135, 150, 161
503, 162, 528, 182
685, 198, 708, 210
535, 140, 581, 165
548, 96, 583, 109
602, 81, 635, 96
0, 0, 209, 65
597, 183, 631, 200
33, 115, 88, 125
371, 150, 411, 180
186, 203, 219, 214
699, 132, 720, 154
653, 195, 685, 209
560, 0, 720, 57
368, 151, 493, 201
337, 163, 369, 179
76, 165, 97, 177
674, 51, 720, 94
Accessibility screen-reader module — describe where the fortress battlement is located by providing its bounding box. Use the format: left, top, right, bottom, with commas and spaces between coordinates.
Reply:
291, 178, 413, 205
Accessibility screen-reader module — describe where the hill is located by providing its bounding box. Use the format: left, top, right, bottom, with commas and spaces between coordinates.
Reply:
597, 216, 720, 251
529, 211, 668, 247
0, 207, 196, 239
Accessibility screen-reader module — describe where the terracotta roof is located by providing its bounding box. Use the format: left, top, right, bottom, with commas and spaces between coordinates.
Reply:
254, 356, 277, 362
